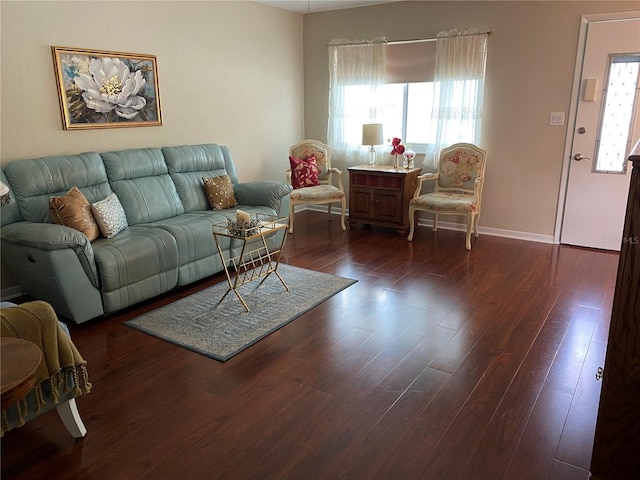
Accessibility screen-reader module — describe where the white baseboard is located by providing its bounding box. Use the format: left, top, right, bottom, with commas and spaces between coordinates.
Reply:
301, 204, 555, 244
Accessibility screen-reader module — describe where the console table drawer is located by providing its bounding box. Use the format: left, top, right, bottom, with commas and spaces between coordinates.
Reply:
351, 173, 403, 189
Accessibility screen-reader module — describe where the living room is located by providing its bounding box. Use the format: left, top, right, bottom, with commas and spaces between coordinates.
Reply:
2, 1, 638, 255
2, 1, 639, 479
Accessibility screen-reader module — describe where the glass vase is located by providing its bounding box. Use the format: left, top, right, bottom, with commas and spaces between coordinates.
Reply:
403, 148, 416, 169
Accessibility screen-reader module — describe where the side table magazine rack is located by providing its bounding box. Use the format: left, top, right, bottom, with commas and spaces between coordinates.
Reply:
212, 214, 289, 312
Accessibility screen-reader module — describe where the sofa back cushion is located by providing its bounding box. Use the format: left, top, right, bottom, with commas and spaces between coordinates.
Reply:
3, 153, 111, 224
162, 144, 240, 212
101, 148, 184, 225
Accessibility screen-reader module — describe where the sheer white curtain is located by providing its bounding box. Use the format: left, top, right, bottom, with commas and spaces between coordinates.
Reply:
426, 29, 488, 168
328, 38, 386, 163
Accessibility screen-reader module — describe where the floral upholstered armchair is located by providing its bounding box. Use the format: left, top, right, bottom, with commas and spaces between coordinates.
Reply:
287, 139, 346, 234
407, 143, 487, 250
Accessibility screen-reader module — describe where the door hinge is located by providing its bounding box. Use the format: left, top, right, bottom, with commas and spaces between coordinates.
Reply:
596, 367, 604, 381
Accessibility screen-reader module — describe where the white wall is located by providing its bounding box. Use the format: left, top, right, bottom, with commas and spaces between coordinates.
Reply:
0, 0, 304, 290
0, 1, 303, 182
302, 1, 639, 238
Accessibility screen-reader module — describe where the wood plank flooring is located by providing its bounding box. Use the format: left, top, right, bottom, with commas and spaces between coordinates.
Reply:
0, 211, 620, 480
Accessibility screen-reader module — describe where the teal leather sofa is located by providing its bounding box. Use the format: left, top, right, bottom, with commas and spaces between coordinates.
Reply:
0, 144, 292, 324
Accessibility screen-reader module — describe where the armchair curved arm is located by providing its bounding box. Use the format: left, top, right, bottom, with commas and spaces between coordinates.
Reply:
413, 172, 440, 198
327, 168, 344, 192
474, 176, 484, 205
418, 173, 439, 181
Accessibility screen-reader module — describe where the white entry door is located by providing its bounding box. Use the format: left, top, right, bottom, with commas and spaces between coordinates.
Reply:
561, 16, 640, 251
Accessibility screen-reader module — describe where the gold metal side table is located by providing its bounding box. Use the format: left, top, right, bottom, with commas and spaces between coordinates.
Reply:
212, 214, 289, 312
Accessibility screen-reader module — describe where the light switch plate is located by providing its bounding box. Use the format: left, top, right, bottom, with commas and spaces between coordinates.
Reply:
550, 112, 565, 126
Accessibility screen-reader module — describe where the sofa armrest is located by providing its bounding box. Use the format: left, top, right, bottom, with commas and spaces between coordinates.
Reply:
234, 181, 293, 212
0, 222, 99, 288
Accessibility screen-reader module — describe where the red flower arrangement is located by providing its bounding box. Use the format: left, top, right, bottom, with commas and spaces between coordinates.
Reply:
390, 137, 405, 155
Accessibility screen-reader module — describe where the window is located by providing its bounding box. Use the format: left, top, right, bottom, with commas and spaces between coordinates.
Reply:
344, 80, 481, 155
594, 54, 640, 174
328, 31, 488, 165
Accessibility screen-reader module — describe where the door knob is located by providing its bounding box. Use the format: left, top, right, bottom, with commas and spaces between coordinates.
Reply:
573, 153, 591, 161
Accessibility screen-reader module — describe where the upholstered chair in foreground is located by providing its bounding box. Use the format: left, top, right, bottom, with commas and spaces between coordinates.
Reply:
407, 143, 487, 250
287, 139, 347, 234
1, 300, 91, 437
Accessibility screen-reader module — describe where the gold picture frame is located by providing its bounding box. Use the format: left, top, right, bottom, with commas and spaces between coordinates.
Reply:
52, 46, 162, 130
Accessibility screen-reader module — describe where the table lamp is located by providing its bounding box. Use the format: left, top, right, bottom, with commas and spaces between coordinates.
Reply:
362, 123, 384, 166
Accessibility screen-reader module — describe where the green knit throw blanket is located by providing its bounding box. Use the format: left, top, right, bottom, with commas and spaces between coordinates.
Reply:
1, 301, 92, 435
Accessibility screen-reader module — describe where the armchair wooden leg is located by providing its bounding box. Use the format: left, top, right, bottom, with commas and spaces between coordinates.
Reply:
408, 206, 416, 241
340, 198, 347, 231
56, 398, 87, 438
466, 212, 473, 250
473, 213, 481, 237
433, 214, 439, 231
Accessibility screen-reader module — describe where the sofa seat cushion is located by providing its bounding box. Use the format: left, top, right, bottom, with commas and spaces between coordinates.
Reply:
189, 205, 277, 220
215, 205, 277, 219
145, 213, 230, 286
92, 226, 178, 312
147, 213, 227, 265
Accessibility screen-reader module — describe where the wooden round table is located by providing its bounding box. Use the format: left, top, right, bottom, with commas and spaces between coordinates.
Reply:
1, 338, 42, 408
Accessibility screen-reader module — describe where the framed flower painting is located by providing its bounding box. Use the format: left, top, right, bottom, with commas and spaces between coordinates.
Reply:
52, 46, 162, 130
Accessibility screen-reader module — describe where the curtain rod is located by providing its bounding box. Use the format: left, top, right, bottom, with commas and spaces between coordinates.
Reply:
328, 31, 492, 47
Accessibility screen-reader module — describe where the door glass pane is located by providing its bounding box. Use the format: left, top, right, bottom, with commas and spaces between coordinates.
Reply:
594, 55, 640, 173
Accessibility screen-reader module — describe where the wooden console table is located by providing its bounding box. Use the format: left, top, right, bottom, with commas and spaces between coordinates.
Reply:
348, 165, 421, 235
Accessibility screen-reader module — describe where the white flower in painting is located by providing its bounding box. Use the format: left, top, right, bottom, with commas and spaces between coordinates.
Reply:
74, 58, 146, 119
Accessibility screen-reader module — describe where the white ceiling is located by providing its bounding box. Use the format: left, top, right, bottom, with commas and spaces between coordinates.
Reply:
254, 0, 405, 14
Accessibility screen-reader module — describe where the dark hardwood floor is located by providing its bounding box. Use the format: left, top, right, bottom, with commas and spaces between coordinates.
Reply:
1, 211, 620, 480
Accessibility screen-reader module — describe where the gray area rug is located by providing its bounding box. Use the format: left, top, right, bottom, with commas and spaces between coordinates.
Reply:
125, 264, 357, 361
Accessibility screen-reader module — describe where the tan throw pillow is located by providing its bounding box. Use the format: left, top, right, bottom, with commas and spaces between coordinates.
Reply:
91, 192, 128, 238
49, 186, 100, 241
203, 175, 237, 210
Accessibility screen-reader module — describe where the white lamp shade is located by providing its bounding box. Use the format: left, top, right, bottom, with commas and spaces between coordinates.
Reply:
362, 123, 384, 146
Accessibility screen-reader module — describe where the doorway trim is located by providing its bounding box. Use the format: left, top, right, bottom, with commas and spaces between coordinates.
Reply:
554, 10, 640, 244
